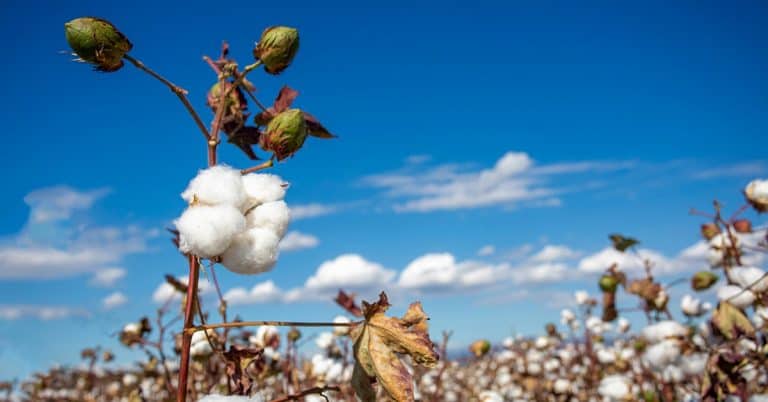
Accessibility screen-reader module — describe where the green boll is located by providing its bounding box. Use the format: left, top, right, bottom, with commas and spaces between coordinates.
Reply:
598, 274, 619, 293
253, 26, 299, 75
691, 270, 719, 291
260, 109, 308, 160
469, 339, 491, 357
64, 17, 132, 72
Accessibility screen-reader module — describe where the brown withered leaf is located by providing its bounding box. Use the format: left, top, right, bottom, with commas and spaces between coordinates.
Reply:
164, 275, 188, 294
609, 233, 639, 252
711, 301, 755, 340
225, 125, 262, 160
304, 112, 336, 139
350, 292, 439, 402
224, 344, 263, 395
273, 85, 298, 113
335, 290, 363, 317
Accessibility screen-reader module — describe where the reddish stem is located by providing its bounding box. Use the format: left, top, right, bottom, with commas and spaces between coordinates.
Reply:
177, 254, 200, 402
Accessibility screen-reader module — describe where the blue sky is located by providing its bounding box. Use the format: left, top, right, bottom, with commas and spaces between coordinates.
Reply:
1, 0, 767, 379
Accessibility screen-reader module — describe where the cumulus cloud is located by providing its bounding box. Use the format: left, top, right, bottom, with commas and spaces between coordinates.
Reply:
578, 247, 672, 274
152, 276, 213, 304
290, 204, 338, 220
102, 292, 127, 310
305, 254, 396, 290
224, 281, 283, 305
510, 263, 571, 284
23, 186, 109, 224
398, 253, 508, 290
477, 245, 495, 256
89, 267, 127, 287
362, 151, 634, 212
530, 245, 581, 262
0, 305, 90, 320
0, 187, 155, 280
279, 231, 319, 252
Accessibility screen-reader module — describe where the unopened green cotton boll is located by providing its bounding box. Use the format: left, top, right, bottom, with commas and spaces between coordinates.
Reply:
253, 26, 299, 75
64, 17, 132, 72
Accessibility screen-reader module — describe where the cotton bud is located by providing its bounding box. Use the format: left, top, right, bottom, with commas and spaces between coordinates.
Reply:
700, 223, 720, 240
220, 227, 280, 274
64, 17, 132, 72
469, 339, 491, 357
253, 26, 300, 75
175, 204, 245, 258
745, 178, 768, 213
260, 109, 308, 160
245, 200, 290, 238
181, 165, 247, 208
287, 327, 301, 342
691, 271, 719, 291
599, 274, 619, 293
733, 219, 752, 233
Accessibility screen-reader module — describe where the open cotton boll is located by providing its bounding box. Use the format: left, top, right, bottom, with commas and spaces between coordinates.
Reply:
717, 285, 756, 309
642, 320, 688, 343
730, 266, 768, 292
220, 227, 280, 274
598, 375, 631, 400
333, 315, 351, 336
241, 173, 287, 209
176, 205, 246, 258
245, 200, 290, 238
478, 391, 503, 402
181, 165, 247, 208
643, 339, 680, 368
681, 294, 711, 317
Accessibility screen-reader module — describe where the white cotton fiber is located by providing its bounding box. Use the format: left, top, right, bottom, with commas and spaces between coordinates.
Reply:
220, 227, 280, 274
176, 205, 245, 258
598, 374, 631, 400
642, 320, 688, 343
245, 200, 290, 238
730, 266, 768, 293
717, 285, 756, 309
181, 165, 247, 208
241, 173, 287, 209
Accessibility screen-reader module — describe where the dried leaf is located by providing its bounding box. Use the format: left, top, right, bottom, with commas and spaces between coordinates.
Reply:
273, 86, 299, 113
304, 112, 336, 139
225, 125, 262, 160
711, 302, 755, 340
609, 233, 639, 252
335, 290, 363, 317
350, 292, 439, 402
164, 275, 188, 294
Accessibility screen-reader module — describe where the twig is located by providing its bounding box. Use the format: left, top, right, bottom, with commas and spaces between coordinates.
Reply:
241, 159, 274, 175
123, 54, 211, 141
268, 386, 340, 402
184, 320, 356, 335
177, 254, 201, 402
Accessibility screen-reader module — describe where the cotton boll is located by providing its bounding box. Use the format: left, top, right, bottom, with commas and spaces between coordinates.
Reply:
181, 165, 247, 208
662, 365, 684, 383
315, 331, 335, 350
642, 320, 688, 343
553, 378, 571, 394
190, 339, 213, 358
122, 373, 138, 387
332, 316, 351, 336
241, 173, 287, 208
245, 200, 290, 238
617, 317, 630, 333
478, 391, 503, 402
561, 309, 576, 324
730, 266, 768, 293
596, 348, 616, 364
681, 294, 711, 317
575, 290, 590, 305
717, 285, 756, 309
680, 353, 707, 376
643, 339, 680, 369
598, 375, 631, 400
220, 227, 280, 274
176, 205, 245, 258
745, 178, 768, 212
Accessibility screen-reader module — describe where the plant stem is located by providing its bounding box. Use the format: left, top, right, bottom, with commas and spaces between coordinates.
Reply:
184, 320, 356, 335
123, 54, 211, 141
177, 254, 200, 402
241, 159, 274, 175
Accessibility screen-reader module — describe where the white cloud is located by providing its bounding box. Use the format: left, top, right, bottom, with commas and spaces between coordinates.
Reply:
0, 187, 155, 279
89, 267, 126, 287
290, 204, 337, 220
362, 151, 633, 212
0, 305, 90, 320
578, 247, 672, 274
510, 263, 570, 284
152, 276, 213, 304
691, 161, 767, 180
102, 292, 127, 310
398, 253, 508, 290
305, 254, 396, 290
477, 245, 495, 256
279, 231, 319, 252
23, 186, 109, 224
224, 281, 283, 305
530, 245, 581, 262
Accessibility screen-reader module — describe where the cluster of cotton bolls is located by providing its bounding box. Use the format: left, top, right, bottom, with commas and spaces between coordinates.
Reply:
175, 165, 290, 274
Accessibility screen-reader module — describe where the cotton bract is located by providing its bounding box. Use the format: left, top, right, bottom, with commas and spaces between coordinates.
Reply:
176, 204, 245, 258
220, 228, 280, 274
245, 200, 290, 237
182, 165, 247, 208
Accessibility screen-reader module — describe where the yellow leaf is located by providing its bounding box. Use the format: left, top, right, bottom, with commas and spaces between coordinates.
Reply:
350, 292, 439, 402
